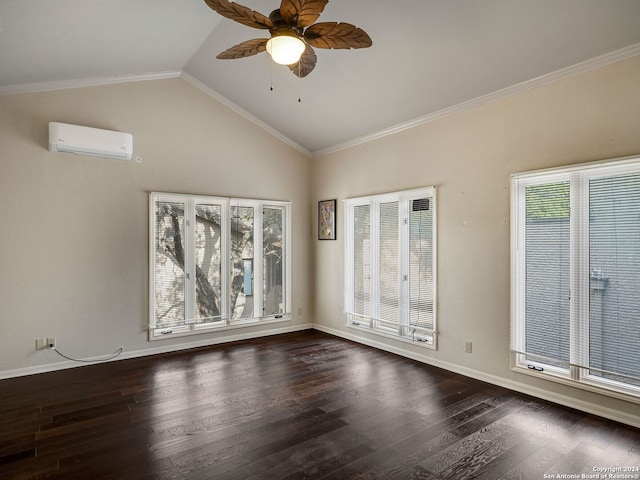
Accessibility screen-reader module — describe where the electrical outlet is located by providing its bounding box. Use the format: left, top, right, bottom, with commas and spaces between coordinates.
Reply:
46, 337, 56, 348
465, 341, 472, 354
35, 338, 46, 350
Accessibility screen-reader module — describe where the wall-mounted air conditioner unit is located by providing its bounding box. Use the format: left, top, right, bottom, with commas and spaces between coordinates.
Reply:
48, 122, 133, 160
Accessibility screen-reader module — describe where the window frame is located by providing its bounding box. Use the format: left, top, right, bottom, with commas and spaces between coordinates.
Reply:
344, 186, 437, 349
510, 156, 640, 402
149, 192, 291, 341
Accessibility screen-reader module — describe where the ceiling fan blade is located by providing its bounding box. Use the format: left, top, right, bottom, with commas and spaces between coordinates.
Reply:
288, 45, 317, 77
204, 0, 273, 29
304, 22, 372, 49
216, 38, 268, 59
280, 0, 328, 28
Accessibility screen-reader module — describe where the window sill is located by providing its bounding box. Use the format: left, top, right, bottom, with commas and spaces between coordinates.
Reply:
149, 315, 292, 341
346, 322, 436, 350
511, 357, 640, 405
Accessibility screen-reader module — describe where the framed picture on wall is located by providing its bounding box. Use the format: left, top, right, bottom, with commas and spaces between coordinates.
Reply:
318, 199, 337, 240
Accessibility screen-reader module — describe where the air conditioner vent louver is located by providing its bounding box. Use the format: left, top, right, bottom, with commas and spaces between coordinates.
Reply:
48, 122, 133, 160
412, 198, 430, 212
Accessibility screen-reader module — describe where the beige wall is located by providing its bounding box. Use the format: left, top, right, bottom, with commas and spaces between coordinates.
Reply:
1, 57, 639, 424
312, 56, 640, 424
0, 78, 312, 374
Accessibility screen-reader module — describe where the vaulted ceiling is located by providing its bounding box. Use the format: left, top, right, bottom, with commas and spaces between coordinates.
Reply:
2, 0, 640, 156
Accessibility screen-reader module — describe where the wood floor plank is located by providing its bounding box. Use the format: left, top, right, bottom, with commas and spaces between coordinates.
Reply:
0, 330, 637, 480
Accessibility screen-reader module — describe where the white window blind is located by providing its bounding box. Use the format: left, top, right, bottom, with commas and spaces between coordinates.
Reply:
194, 202, 223, 324
408, 198, 435, 335
154, 199, 187, 329
587, 171, 640, 388
379, 201, 400, 330
345, 187, 436, 347
353, 204, 371, 323
511, 157, 640, 399
230, 204, 255, 321
150, 193, 291, 340
515, 180, 571, 368
263, 207, 285, 317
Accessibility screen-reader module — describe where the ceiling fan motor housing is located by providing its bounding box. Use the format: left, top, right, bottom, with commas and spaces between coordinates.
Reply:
268, 9, 303, 38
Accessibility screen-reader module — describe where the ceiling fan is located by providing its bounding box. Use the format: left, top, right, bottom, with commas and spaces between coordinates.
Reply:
204, 0, 372, 77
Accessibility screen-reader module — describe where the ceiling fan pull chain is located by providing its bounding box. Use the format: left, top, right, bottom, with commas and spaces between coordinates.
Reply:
270, 58, 275, 92
297, 62, 302, 103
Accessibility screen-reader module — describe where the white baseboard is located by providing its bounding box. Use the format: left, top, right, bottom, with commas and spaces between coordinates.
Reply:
0, 323, 314, 380
4, 323, 638, 428
314, 325, 640, 428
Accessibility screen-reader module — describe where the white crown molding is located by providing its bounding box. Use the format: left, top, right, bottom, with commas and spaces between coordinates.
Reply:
180, 72, 312, 158
312, 42, 640, 158
0, 71, 182, 96
1, 42, 638, 158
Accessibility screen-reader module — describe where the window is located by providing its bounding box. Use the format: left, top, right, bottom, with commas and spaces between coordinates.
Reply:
344, 187, 437, 347
511, 157, 640, 400
150, 193, 291, 339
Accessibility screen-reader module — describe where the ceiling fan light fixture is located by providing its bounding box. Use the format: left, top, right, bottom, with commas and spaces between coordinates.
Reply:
266, 35, 305, 65
206, 0, 372, 77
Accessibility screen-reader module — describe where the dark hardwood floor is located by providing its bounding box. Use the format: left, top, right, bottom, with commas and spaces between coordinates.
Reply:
1, 330, 638, 480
